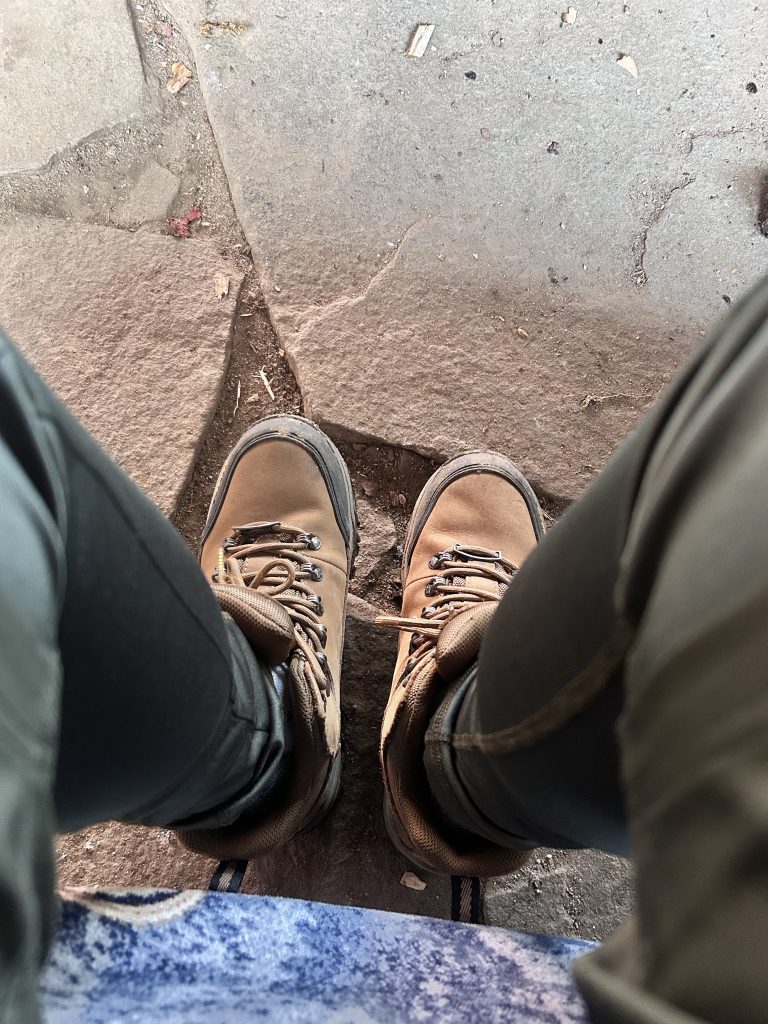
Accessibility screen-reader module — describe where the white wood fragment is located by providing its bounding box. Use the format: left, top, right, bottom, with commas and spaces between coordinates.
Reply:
405, 23, 435, 58
616, 54, 638, 78
259, 367, 276, 401
213, 272, 229, 299
400, 871, 427, 891
562, 7, 577, 24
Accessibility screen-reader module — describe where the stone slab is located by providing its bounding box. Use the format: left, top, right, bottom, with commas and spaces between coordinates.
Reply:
167, 0, 768, 497
112, 160, 181, 228
0, 0, 149, 174
354, 496, 397, 587
0, 217, 242, 513
486, 849, 634, 943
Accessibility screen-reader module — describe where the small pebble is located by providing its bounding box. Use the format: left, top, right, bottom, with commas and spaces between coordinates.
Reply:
547, 141, 561, 155
465, 70, 477, 80
401, 871, 427, 891
722, 294, 732, 304
747, 82, 758, 94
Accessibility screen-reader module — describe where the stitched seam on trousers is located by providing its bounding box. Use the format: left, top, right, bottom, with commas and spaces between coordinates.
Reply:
449, 621, 633, 755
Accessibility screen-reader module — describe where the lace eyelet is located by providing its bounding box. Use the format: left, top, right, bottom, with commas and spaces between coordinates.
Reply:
317, 624, 328, 648
408, 634, 422, 653
429, 551, 452, 569
424, 576, 446, 597
421, 605, 437, 618
298, 532, 322, 550
308, 594, 324, 615
301, 562, 323, 582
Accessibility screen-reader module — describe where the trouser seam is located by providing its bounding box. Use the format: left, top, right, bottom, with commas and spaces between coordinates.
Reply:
448, 620, 633, 755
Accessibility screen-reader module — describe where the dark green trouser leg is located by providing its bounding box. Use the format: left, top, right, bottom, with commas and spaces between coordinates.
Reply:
0, 333, 288, 1024
426, 279, 768, 1023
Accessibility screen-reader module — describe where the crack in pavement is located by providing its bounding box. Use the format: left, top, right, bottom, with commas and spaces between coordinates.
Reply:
683, 125, 765, 155
631, 175, 696, 288
282, 216, 431, 335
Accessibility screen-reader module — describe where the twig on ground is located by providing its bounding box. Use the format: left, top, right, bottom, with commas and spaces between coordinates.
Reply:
259, 367, 276, 401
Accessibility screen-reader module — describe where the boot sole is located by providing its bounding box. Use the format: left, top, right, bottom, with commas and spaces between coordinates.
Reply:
202, 415, 357, 836
386, 451, 544, 872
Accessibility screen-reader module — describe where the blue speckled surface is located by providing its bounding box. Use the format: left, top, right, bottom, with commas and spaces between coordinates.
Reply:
40, 889, 595, 1023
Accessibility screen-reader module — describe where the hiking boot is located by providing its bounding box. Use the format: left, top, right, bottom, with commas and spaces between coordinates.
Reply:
378, 452, 544, 875
181, 415, 356, 859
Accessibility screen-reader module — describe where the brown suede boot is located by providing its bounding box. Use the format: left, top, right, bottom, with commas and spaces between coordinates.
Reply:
378, 452, 544, 876
181, 415, 356, 859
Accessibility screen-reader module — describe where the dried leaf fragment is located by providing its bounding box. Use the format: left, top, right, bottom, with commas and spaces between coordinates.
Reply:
516, 326, 529, 338
616, 54, 638, 78
213, 272, 230, 299
166, 61, 192, 94
400, 871, 427, 891
405, 23, 435, 58
167, 206, 201, 238
562, 7, 577, 24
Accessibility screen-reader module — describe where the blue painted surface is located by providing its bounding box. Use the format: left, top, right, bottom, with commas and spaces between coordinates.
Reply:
40, 889, 595, 1023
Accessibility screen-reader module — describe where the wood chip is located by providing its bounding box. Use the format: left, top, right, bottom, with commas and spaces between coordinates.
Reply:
362, 479, 378, 497
233, 378, 241, 415
259, 367, 276, 401
166, 61, 192, 94
516, 326, 529, 338
400, 871, 427, 891
245, 393, 259, 404
213, 272, 229, 299
562, 6, 577, 24
616, 54, 638, 78
405, 23, 435, 58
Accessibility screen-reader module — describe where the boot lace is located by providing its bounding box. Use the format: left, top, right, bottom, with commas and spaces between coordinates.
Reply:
376, 543, 518, 684
213, 521, 330, 693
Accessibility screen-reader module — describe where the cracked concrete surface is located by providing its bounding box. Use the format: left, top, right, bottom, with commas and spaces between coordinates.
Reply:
631, 175, 697, 288
0, 0, 150, 173
165, 0, 768, 498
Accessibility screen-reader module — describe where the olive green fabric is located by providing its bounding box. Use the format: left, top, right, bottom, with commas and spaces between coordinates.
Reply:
429, 278, 768, 1023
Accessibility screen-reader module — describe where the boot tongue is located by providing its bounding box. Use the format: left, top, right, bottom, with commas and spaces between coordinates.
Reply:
210, 583, 295, 666
435, 602, 496, 682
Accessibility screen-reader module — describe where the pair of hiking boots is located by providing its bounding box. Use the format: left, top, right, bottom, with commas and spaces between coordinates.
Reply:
181, 416, 542, 877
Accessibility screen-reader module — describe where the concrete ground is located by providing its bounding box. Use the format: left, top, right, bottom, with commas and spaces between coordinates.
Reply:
4, 0, 766, 938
